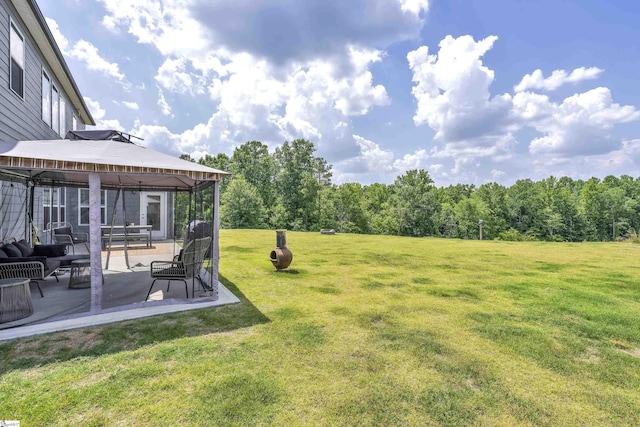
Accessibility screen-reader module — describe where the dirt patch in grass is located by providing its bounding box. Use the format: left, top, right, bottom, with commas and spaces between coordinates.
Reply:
619, 348, 640, 358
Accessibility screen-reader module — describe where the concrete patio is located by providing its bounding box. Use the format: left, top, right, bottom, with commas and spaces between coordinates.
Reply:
0, 241, 240, 340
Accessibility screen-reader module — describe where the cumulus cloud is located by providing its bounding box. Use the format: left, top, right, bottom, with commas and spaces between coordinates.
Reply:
155, 57, 206, 95
408, 34, 640, 182
96, 0, 398, 171
157, 88, 172, 117
408, 35, 514, 144
70, 40, 125, 81
84, 97, 122, 130
122, 101, 139, 110
527, 87, 640, 155
47, 17, 126, 82
191, 0, 429, 66
514, 67, 604, 92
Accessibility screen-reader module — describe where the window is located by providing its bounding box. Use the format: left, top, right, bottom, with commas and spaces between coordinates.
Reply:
52, 86, 60, 134
72, 115, 78, 131
10, 21, 25, 98
43, 188, 66, 228
42, 71, 51, 125
60, 97, 66, 137
79, 188, 107, 225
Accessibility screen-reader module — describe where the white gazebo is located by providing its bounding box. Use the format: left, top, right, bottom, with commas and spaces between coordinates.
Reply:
0, 137, 230, 315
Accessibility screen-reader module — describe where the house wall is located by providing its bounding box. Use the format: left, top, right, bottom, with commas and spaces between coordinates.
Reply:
36, 189, 175, 243
0, 0, 87, 240
0, 0, 83, 142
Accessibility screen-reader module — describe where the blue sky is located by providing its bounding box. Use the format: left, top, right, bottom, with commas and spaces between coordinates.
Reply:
41, 0, 640, 186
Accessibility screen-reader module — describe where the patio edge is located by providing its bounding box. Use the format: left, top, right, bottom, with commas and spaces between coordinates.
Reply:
0, 282, 240, 341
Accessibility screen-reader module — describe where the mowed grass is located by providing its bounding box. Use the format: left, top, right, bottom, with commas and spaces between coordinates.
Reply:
1, 230, 640, 426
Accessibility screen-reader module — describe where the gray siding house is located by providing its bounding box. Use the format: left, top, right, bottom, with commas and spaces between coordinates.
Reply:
0, 0, 174, 243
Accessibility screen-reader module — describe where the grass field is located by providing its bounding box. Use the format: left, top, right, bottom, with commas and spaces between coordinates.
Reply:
1, 230, 640, 426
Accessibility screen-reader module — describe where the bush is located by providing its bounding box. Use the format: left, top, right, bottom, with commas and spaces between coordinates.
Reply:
495, 228, 533, 241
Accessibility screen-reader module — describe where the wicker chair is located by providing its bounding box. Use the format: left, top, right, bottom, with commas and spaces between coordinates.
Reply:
146, 236, 211, 300
0, 259, 60, 297
47, 222, 89, 254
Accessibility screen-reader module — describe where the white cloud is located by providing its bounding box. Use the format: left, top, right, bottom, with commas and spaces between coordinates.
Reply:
408, 34, 640, 182
399, 0, 430, 15
393, 149, 430, 171
122, 101, 139, 110
514, 67, 604, 92
96, 0, 395, 171
408, 35, 513, 144
155, 57, 205, 95
46, 17, 126, 83
527, 87, 640, 155
70, 40, 125, 81
45, 17, 69, 52
84, 97, 122, 130
157, 88, 172, 117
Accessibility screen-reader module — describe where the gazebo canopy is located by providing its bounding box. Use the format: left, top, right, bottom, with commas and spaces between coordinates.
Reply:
0, 139, 229, 191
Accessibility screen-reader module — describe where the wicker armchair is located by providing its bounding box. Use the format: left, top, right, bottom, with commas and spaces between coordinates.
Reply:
0, 261, 57, 297
47, 222, 89, 254
146, 236, 211, 300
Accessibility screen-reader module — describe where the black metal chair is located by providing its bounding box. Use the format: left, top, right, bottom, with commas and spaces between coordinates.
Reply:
146, 236, 211, 300
48, 222, 89, 254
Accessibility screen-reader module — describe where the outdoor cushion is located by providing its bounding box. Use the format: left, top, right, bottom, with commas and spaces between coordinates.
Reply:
0, 255, 48, 265
33, 244, 67, 257
0, 248, 8, 259
44, 259, 62, 276
2, 243, 23, 258
54, 226, 72, 236
14, 239, 34, 257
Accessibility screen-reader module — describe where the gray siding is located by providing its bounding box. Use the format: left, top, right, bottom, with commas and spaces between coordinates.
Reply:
0, 0, 83, 142
35, 189, 175, 242
0, 0, 86, 242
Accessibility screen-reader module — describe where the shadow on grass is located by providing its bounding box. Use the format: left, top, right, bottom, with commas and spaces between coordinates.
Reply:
0, 274, 269, 375
272, 269, 300, 274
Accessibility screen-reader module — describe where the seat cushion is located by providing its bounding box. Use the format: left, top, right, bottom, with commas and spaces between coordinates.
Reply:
33, 244, 67, 257
0, 255, 47, 265
44, 259, 62, 276
2, 243, 23, 258
14, 239, 34, 257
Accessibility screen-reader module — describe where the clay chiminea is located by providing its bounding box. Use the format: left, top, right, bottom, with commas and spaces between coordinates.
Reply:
270, 230, 293, 270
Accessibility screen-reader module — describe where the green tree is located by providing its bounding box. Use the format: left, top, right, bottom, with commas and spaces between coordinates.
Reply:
332, 183, 369, 233
231, 141, 277, 217
274, 139, 331, 230
455, 195, 489, 239
392, 169, 438, 237
580, 178, 609, 241
221, 176, 266, 229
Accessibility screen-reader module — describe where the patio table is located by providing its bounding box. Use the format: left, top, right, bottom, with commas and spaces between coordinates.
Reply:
0, 278, 33, 323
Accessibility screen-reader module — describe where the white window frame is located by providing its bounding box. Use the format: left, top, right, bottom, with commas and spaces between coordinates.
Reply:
9, 20, 25, 99
60, 96, 66, 137
43, 188, 66, 228
78, 188, 107, 225
42, 70, 51, 125
72, 115, 78, 131
52, 85, 60, 134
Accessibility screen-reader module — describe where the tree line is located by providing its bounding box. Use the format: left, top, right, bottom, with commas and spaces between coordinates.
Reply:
177, 139, 640, 242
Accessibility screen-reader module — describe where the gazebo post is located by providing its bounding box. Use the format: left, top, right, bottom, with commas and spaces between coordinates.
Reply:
212, 180, 220, 299
89, 173, 104, 314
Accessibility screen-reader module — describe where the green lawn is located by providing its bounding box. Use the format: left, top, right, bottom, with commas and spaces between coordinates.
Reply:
1, 230, 640, 426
